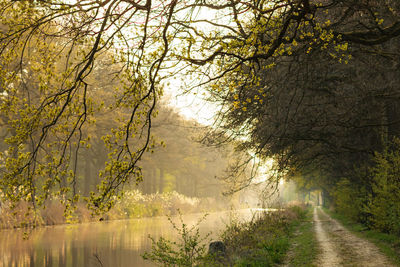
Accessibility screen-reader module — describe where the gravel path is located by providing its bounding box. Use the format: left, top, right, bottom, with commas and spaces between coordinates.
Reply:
313, 206, 396, 267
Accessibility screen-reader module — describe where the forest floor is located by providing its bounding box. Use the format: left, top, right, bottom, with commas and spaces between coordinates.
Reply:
313, 206, 397, 267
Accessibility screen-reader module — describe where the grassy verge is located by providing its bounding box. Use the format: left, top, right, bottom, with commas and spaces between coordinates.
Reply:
323, 208, 400, 266
143, 205, 311, 266
284, 206, 318, 267
220, 206, 314, 266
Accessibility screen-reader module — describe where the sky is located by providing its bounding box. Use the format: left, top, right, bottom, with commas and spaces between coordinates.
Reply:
164, 81, 218, 126
161, 4, 228, 126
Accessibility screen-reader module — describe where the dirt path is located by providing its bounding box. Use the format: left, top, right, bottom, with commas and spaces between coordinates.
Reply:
313, 206, 396, 267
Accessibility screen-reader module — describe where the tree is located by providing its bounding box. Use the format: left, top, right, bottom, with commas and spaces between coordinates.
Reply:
138, 105, 230, 198
1, 0, 400, 216
204, 1, 400, 199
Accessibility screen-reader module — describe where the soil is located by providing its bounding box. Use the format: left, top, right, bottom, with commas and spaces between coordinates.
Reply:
313, 206, 396, 267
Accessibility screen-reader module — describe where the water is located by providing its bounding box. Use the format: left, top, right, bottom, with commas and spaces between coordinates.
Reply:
0, 209, 262, 267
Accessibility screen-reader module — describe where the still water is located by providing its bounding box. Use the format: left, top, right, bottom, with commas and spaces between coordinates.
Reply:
0, 209, 261, 267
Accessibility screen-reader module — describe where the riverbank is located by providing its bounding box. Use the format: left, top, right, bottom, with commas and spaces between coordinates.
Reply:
0, 209, 266, 266
0, 190, 228, 229
218, 204, 309, 266
143, 204, 312, 266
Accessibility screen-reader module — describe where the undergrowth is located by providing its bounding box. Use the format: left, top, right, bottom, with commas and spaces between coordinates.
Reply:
143, 205, 308, 266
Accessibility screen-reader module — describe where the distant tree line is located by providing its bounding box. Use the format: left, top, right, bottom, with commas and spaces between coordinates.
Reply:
74, 103, 229, 199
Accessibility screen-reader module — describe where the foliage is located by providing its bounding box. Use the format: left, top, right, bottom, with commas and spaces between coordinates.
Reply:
0, 0, 170, 216
202, 0, 400, 194
366, 139, 400, 235
332, 178, 364, 221
142, 211, 211, 267
220, 206, 306, 266
137, 107, 230, 198
332, 138, 400, 236
1, 0, 400, 219
143, 205, 308, 267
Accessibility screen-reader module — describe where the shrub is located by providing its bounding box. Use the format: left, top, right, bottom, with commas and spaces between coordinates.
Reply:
142, 211, 211, 267
367, 142, 400, 235
332, 138, 400, 235
332, 178, 363, 221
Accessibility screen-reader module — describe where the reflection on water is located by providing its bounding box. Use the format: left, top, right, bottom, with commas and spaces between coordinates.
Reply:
0, 209, 261, 267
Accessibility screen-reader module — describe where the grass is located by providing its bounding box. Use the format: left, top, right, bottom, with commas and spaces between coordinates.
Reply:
143, 205, 312, 267
219, 205, 310, 266
284, 206, 318, 267
323, 207, 400, 266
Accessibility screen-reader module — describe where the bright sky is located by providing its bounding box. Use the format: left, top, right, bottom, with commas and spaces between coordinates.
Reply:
161, 5, 229, 126
165, 88, 218, 125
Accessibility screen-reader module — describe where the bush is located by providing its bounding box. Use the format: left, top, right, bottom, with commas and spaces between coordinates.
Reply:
332, 178, 363, 221
367, 142, 400, 235
332, 138, 400, 236
142, 211, 211, 267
